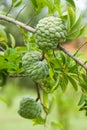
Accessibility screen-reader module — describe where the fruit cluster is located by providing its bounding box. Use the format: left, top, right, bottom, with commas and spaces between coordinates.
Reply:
19, 16, 67, 120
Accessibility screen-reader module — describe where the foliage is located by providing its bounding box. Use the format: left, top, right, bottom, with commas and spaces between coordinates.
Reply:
0, 0, 87, 129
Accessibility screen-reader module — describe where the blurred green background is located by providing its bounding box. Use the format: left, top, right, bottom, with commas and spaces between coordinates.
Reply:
0, 79, 87, 130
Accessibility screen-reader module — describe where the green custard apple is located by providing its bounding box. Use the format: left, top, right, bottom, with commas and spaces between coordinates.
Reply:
22, 51, 49, 81
18, 96, 42, 119
35, 16, 67, 50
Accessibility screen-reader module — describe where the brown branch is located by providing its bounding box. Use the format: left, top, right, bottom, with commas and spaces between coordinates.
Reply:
0, 14, 35, 33
73, 42, 87, 56
58, 44, 87, 71
0, 14, 87, 72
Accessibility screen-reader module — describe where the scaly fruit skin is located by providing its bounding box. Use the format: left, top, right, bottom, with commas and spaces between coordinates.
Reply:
35, 16, 67, 50
18, 97, 42, 119
22, 51, 49, 81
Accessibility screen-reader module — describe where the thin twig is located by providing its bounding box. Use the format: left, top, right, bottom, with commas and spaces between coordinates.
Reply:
9, 74, 27, 77
35, 82, 41, 101
15, 4, 26, 20
40, 52, 45, 61
0, 14, 35, 33
58, 44, 87, 71
84, 61, 87, 65
75, 62, 80, 82
0, 46, 5, 51
26, 13, 35, 25
73, 42, 87, 56
6, 3, 13, 16
86, 71, 87, 87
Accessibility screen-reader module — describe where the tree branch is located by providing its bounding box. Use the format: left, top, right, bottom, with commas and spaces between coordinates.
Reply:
9, 74, 27, 77
0, 14, 87, 71
0, 14, 35, 33
73, 42, 87, 56
58, 44, 87, 71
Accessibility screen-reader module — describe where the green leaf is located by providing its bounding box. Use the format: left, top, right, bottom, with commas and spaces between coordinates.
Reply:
78, 25, 86, 36
33, 116, 45, 125
67, 6, 75, 31
70, 10, 82, 32
54, 0, 61, 5
9, 34, 16, 48
0, 55, 8, 70
43, 91, 49, 108
0, 25, 7, 42
31, 0, 37, 7
13, 0, 23, 7
79, 82, 87, 92
60, 75, 68, 92
66, 0, 76, 9
78, 94, 86, 106
16, 46, 27, 53
68, 76, 78, 90
12, 0, 16, 2
51, 121, 63, 129
0, 96, 8, 104
67, 30, 80, 40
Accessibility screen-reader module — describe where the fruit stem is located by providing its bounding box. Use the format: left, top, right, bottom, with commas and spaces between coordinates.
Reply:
40, 52, 45, 61
35, 82, 41, 102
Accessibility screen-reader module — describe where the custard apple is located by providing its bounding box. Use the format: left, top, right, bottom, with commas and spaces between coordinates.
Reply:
22, 51, 49, 81
18, 96, 42, 119
35, 16, 67, 50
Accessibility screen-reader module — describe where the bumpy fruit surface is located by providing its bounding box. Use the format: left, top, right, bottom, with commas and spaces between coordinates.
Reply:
18, 97, 42, 119
35, 16, 67, 49
22, 51, 49, 81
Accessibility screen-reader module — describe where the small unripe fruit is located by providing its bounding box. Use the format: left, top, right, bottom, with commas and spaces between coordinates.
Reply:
18, 97, 42, 119
22, 51, 49, 81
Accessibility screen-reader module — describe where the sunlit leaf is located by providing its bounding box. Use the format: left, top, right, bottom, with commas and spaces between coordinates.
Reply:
66, 0, 76, 9
70, 10, 82, 32
13, 0, 23, 7
67, 30, 80, 40
67, 6, 75, 31
68, 76, 78, 90
31, 0, 37, 7
33, 116, 45, 125
9, 34, 16, 48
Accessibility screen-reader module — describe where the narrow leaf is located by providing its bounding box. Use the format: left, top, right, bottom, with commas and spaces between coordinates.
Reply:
67, 30, 80, 40
9, 34, 16, 48
66, 0, 76, 9
67, 6, 75, 31
68, 76, 78, 90
78, 94, 86, 106
0, 97, 8, 104
13, 0, 23, 7
31, 0, 37, 7
70, 10, 82, 32
79, 25, 86, 36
